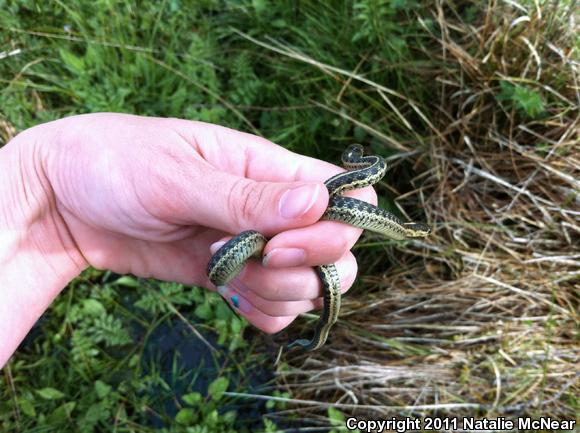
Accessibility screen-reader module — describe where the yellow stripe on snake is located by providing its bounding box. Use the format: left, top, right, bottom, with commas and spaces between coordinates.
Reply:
207, 144, 430, 351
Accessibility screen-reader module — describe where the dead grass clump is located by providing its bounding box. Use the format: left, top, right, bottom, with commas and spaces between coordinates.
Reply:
265, 0, 578, 421
0, 115, 16, 145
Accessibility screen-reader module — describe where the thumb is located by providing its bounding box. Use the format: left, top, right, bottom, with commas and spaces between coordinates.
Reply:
192, 170, 328, 235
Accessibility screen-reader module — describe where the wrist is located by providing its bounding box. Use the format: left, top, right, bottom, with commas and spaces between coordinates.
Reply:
0, 124, 87, 367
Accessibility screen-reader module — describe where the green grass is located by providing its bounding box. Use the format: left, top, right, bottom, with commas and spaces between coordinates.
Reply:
1, 0, 578, 431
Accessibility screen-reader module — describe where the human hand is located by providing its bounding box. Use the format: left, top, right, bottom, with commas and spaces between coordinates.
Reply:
8, 113, 377, 335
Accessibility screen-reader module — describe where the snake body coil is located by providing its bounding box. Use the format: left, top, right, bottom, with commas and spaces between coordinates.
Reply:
207, 144, 430, 351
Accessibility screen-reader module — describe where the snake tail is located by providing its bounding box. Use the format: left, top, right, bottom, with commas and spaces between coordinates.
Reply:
287, 264, 341, 351
323, 196, 431, 240
402, 222, 431, 238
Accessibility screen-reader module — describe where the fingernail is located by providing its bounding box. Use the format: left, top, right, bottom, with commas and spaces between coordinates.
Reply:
231, 294, 252, 313
231, 294, 240, 308
263, 247, 307, 268
237, 295, 252, 314
218, 286, 252, 314
210, 241, 227, 255
279, 184, 320, 219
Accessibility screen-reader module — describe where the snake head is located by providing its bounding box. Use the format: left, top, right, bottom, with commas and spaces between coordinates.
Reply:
342, 143, 365, 161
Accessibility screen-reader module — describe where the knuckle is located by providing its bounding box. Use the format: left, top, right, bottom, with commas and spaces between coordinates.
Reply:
227, 178, 266, 228
338, 236, 351, 252
256, 285, 279, 302
325, 235, 351, 257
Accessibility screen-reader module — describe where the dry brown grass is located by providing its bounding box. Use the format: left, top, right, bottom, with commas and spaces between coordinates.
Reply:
240, 0, 579, 422
0, 115, 16, 145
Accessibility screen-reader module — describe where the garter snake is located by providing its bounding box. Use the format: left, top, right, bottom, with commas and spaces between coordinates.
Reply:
207, 144, 430, 351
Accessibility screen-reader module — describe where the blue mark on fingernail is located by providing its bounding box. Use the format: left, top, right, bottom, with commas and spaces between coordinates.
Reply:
231, 295, 239, 308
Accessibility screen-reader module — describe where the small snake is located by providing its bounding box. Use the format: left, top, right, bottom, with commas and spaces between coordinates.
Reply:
207, 144, 430, 351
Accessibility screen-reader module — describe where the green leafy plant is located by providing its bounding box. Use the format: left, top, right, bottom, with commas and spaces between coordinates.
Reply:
497, 81, 546, 118
175, 377, 235, 430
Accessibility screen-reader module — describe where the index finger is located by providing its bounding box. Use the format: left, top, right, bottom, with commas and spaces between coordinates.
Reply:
174, 119, 345, 183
